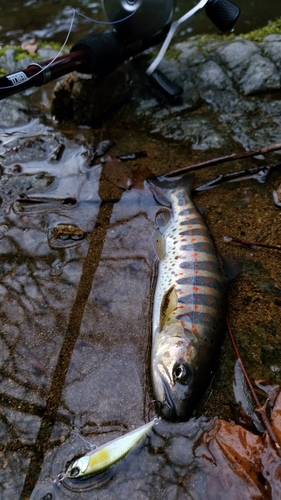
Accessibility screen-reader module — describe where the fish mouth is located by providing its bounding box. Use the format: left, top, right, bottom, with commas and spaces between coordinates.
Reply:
160, 378, 177, 419
158, 363, 194, 420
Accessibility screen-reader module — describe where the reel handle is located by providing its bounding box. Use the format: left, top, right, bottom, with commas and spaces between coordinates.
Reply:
205, 0, 241, 32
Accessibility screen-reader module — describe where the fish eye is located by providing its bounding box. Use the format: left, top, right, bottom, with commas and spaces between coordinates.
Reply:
173, 362, 192, 385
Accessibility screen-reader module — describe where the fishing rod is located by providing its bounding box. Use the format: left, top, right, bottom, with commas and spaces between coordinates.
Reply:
0, 0, 240, 101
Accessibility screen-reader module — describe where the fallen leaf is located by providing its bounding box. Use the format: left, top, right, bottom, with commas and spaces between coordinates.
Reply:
21, 38, 37, 54
195, 392, 281, 499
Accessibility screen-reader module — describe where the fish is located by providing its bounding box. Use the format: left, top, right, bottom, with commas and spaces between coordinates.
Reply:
62, 419, 156, 479
150, 178, 227, 420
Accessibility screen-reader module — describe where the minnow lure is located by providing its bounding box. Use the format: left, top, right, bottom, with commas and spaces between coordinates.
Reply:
150, 179, 227, 419
61, 419, 156, 479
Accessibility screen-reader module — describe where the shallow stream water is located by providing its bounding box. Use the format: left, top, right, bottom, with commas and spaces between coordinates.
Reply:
1, 2, 281, 500
1, 0, 281, 46
1, 113, 281, 499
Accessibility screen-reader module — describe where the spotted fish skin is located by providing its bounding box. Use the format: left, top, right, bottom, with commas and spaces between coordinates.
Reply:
151, 185, 227, 420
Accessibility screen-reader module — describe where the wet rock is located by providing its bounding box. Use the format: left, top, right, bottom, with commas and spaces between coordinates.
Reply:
237, 54, 281, 95
149, 429, 166, 454
0, 46, 60, 75
261, 35, 281, 70
37, 47, 61, 61
165, 436, 194, 467
163, 484, 179, 500
152, 112, 228, 150
175, 41, 206, 67
0, 417, 9, 446
52, 66, 132, 125
6, 411, 41, 446
0, 452, 29, 500
0, 95, 32, 127
0, 48, 34, 74
217, 38, 260, 75
197, 60, 233, 91
180, 78, 201, 110
3, 31, 281, 152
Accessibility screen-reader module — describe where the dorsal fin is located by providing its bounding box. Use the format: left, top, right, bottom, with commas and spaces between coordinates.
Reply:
160, 285, 178, 329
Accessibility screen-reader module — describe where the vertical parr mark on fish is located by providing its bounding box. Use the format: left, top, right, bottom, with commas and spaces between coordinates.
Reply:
150, 179, 227, 420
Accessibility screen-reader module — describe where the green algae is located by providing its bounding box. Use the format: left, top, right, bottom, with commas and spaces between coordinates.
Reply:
241, 18, 281, 42
0, 41, 69, 77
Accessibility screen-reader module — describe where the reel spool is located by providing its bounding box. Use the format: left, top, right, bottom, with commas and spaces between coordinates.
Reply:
102, 0, 175, 40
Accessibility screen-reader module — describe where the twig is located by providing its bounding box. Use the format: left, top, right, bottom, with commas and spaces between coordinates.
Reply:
193, 162, 281, 192
100, 151, 147, 163
166, 143, 281, 177
227, 318, 281, 455
224, 236, 281, 251
117, 151, 147, 161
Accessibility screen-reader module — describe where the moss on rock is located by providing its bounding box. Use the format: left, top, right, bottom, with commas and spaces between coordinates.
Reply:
241, 18, 281, 42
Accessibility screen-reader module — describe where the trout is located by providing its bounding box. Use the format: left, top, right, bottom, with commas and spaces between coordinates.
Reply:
151, 179, 227, 419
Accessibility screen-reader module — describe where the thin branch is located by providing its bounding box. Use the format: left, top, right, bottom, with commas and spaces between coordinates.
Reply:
166, 143, 281, 177
194, 161, 281, 192
227, 318, 281, 455
224, 236, 281, 251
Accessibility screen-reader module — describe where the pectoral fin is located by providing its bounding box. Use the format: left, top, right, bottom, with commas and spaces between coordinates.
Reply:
155, 209, 171, 230
152, 209, 171, 260
160, 285, 178, 330
152, 229, 166, 260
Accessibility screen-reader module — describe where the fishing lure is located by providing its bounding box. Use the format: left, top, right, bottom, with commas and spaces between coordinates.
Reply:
60, 419, 157, 480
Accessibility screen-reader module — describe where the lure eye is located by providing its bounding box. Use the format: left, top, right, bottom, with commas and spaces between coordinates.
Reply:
66, 455, 90, 479
173, 362, 192, 385
69, 466, 80, 478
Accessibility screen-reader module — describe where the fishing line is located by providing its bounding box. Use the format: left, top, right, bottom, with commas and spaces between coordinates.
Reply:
0, 6, 136, 90
73, 426, 97, 451
73, 8, 136, 25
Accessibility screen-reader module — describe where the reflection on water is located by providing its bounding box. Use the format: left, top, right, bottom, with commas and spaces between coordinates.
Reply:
1, 112, 281, 498
1, 1, 281, 47
0, 121, 158, 498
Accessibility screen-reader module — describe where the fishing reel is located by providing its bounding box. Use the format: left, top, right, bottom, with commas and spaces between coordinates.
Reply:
103, 0, 241, 40
102, 0, 175, 40
102, 0, 240, 99
0, 0, 241, 100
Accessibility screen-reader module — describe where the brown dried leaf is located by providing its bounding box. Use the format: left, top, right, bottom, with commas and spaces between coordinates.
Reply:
270, 392, 281, 445
255, 379, 281, 409
132, 165, 154, 190
195, 393, 281, 499
21, 38, 37, 54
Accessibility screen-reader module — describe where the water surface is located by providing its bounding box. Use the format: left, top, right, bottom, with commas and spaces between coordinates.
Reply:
1, 111, 281, 499
1, 0, 281, 46
1, 1, 281, 499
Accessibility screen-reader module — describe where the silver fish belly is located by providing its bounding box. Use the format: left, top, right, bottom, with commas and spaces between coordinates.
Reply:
151, 186, 227, 419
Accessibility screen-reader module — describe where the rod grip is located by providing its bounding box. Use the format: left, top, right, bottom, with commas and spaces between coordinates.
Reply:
71, 31, 126, 77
